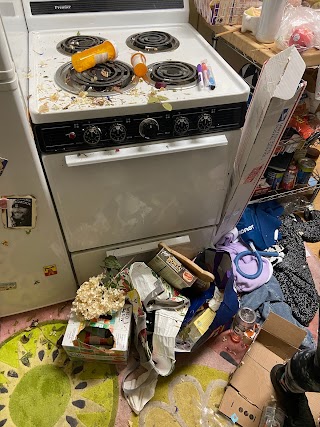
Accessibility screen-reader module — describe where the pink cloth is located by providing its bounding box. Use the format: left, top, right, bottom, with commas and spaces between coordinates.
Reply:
216, 228, 273, 293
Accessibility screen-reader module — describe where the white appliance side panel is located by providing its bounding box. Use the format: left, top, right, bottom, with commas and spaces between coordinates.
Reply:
0, 0, 29, 101
72, 227, 215, 285
0, 83, 77, 317
43, 133, 234, 253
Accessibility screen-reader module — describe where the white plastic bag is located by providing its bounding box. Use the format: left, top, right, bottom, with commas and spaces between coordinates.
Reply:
275, 5, 320, 52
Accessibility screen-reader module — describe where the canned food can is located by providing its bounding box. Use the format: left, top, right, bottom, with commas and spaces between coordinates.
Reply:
297, 158, 316, 184
230, 307, 257, 343
265, 167, 285, 190
306, 147, 320, 161
280, 163, 298, 190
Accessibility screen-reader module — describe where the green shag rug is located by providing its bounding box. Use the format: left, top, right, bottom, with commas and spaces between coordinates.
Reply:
0, 321, 118, 427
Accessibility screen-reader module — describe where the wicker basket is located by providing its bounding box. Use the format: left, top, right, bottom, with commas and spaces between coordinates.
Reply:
194, 0, 261, 26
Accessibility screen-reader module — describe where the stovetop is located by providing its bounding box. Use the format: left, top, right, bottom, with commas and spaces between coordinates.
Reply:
28, 24, 249, 124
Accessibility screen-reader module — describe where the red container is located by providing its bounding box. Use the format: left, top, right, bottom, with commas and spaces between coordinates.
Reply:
280, 163, 298, 190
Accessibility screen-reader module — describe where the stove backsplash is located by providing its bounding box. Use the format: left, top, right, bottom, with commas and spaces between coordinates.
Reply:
22, 0, 189, 31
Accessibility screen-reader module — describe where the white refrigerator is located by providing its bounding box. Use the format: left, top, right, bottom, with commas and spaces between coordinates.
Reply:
0, 10, 77, 317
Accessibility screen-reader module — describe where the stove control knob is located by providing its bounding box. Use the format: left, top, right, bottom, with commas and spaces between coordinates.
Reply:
198, 113, 213, 132
139, 118, 159, 139
67, 131, 77, 140
83, 126, 101, 145
174, 116, 189, 135
109, 123, 127, 143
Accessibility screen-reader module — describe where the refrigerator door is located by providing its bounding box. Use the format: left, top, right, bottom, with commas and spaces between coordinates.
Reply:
0, 1, 28, 99
0, 46, 77, 317
0, 14, 14, 80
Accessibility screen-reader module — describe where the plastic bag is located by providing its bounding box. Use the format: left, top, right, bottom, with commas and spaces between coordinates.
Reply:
275, 5, 320, 52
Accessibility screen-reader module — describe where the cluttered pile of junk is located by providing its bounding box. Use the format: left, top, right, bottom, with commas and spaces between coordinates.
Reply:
63, 203, 320, 426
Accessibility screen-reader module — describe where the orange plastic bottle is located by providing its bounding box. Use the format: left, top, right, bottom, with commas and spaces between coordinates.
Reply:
71, 40, 118, 72
131, 52, 148, 77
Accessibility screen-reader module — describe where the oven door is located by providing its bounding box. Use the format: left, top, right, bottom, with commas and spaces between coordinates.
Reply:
42, 132, 234, 253
71, 229, 214, 284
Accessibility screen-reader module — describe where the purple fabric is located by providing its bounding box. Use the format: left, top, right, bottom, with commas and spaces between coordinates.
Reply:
216, 229, 273, 293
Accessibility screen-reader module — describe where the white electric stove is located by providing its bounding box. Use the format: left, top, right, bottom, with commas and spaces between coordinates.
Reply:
21, 0, 249, 284
28, 24, 248, 124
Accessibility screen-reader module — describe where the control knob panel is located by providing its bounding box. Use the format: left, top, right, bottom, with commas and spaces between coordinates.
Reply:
198, 113, 213, 132
83, 126, 101, 145
139, 118, 159, 139
37, 102, 246, 153
174, 116, 189, 135
109, 123, 126, 143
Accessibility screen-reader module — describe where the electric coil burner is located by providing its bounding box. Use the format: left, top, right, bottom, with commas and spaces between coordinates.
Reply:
57, 35, 106, 56
126, 31, 179, 52
54, 60, 135, 96
148, 61, 198, 89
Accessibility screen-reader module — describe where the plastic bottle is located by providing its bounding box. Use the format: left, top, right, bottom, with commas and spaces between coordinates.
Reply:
259, 400, 285, 427
255, 0, 287, 43
131, 52, 148, 77
71, 40, 118, 72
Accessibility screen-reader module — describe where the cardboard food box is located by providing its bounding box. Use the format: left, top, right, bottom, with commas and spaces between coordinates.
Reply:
148, 248, 197, 290
219, 312, 320, 426
62, 304, 132, 363
214, 46, 306, 244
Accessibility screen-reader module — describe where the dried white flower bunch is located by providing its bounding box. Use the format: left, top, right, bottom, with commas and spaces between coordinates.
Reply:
72, 275, 126, 320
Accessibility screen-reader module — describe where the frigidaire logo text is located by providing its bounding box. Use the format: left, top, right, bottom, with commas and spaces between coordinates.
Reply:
54, 4, 71, 9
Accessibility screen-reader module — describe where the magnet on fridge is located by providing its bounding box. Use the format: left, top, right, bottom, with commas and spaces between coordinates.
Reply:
43, 264, 58, 276
0, 158, 8, 176
1, 195, 37, 229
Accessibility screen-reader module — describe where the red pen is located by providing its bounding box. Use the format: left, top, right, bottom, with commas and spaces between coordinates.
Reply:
202, 63, 209, 87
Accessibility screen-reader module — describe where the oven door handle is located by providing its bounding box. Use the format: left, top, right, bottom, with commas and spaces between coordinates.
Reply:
65, 135, 228, 167
106, 235, 191, 258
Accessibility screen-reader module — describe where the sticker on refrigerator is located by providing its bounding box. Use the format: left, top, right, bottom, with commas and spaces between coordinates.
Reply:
0, 158, 8, 176
0, 282, 17, 291
1, 195, 36, 229
43, 265, 58, 276
0, 198, 8, 209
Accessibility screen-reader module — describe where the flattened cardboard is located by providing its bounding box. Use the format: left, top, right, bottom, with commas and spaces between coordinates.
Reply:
214, 46, 306, 243
307, 393, 320, 424
219, 386, 261, 426
230, 343, 280, 410
239, 340, 284, 374
219, 312, 319, 427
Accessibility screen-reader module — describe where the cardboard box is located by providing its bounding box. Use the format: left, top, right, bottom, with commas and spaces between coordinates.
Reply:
214, 46, 306, 244
62, 304, 132, 363
219, 312, 320, 426
148, 248, 197, 290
